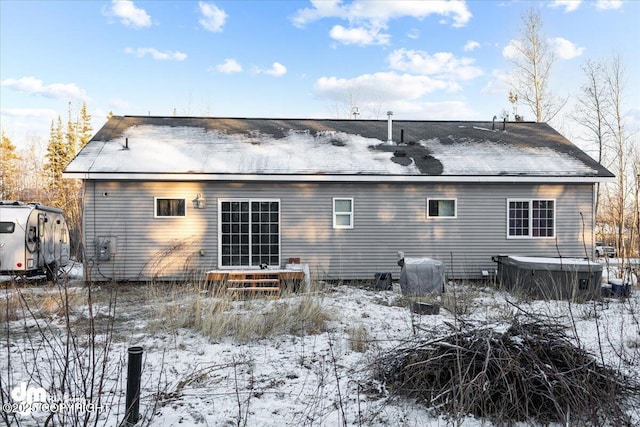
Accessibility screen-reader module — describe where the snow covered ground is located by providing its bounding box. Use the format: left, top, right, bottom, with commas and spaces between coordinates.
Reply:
1, 261, 639, 426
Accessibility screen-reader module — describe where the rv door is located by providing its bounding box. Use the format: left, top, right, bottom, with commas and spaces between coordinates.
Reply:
38, 213, 46, 266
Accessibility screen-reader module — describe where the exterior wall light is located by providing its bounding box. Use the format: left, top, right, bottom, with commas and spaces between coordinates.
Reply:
192, 193, 205, 209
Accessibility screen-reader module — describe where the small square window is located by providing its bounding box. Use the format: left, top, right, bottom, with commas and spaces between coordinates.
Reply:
333, 198, 353, 229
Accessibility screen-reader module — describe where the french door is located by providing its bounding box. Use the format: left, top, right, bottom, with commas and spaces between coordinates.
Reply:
219, 199, 280, 267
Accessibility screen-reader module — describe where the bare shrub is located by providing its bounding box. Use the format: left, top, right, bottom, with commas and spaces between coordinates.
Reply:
0, 278, 124, 427
371, 315, 640, 425
346, 324, 371, 353
0, 287, 20, 323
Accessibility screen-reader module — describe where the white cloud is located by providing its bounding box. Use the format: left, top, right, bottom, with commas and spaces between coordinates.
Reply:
549, 37, 585, 59
292, 0, 472, 45
387, 49, 483, 81
263, 62, 287, 77
481, 69, 513, 96
291, 0, 344, 27
406, 28, 420, 40
216, 58, 243, 73
502, 39, 521, 59
387, 100, 477, 120
198, 1, 227, 32
596, 0, 622, 10
314, 72, 460, 103
125, 47, 187, 61
329, 24, 390, 46
106, 0, 151, 28
1, 76, 87, 100
503, 37, 583, 61
549, 0, 582, 13
463, 40, 480, 52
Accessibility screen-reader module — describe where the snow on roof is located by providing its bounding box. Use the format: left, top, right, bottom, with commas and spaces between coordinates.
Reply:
422, 138, 597, 176
70, 125, 419, 175
64, 116, 612, 179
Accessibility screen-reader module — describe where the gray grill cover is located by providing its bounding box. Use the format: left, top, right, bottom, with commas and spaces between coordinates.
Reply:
399, 257, 445, 296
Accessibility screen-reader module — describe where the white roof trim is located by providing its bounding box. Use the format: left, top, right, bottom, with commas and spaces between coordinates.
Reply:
63, 172, 611, 184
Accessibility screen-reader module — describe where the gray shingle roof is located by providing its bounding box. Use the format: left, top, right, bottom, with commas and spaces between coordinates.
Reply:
64, 116, 613, 181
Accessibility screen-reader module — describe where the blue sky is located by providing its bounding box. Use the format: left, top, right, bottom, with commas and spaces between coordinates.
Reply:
1, 0, 639, 152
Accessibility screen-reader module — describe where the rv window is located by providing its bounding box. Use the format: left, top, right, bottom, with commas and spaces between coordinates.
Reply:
0, 222, 15, 233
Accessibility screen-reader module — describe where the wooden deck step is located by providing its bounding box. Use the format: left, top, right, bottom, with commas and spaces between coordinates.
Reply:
227, 278, 279, 284
204, 269, 305, 296
227, 287, 281, 292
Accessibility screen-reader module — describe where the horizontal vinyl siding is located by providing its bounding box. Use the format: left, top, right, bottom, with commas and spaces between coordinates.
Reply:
82, 180, 594, 282
84, 181, 218, 281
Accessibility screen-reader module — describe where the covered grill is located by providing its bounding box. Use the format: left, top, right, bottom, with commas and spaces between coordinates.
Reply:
397, 252, 445, 297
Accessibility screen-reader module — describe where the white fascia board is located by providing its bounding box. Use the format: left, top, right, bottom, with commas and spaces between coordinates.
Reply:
63, 172, 612, 184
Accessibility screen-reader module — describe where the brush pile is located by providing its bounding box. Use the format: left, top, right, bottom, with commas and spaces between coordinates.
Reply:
372, 316, 639, 425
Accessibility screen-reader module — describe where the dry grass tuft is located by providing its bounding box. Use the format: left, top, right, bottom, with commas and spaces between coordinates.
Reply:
346, 324, 371, 353
147, 279, 333, 342
199, 293, 332, 342
0, 290, 20, 323
1, 285, 86, 321
37, 288, 85, 317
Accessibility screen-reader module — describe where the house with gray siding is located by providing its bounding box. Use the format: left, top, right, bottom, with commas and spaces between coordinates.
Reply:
63, 115, 613, 282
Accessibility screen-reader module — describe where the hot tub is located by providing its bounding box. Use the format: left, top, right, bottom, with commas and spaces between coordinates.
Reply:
492, 255, 603, 301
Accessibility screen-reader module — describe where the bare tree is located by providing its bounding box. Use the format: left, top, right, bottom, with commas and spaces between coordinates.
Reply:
580, 55, 639, 259
0, 132, 21, 200
16, 135, 46, 201
603, 55, 632, 257
509, 8, 565, 123
632, 153, 640, 257
570, 60, 611, 216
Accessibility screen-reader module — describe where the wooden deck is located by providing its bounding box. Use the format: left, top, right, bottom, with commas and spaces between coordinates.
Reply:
205, 269, 305, 295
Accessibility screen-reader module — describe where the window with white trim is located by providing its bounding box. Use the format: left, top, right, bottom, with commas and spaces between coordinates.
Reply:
507, 199, 555, 238
333, 198, 353, 229
219, 199, 280, 267
427, 198, 457, 218
155, 198, 186, 217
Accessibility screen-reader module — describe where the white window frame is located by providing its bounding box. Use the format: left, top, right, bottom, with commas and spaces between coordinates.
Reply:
217, 198, 281, 268
333, 197, 354, 229
506, 198, 556, 239
426, 198, 457, 218
154, 197, 187, 218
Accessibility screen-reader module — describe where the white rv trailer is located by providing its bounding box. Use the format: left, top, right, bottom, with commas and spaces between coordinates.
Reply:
0, 201, 70, 279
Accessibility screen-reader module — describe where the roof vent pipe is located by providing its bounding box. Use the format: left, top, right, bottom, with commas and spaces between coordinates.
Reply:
387, 111, 393, 143
125, 137, 129, 149
492, 115, 497, 130
503, 118, 506, 131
